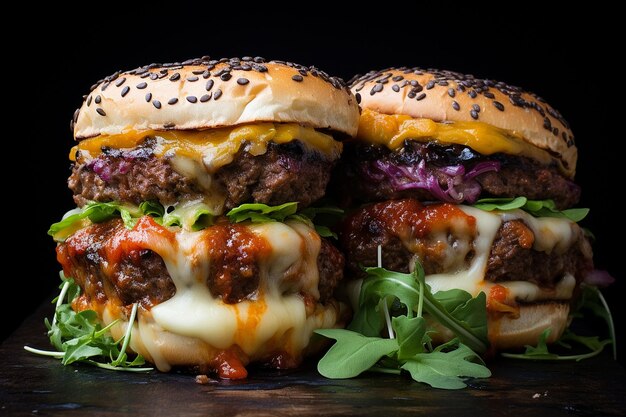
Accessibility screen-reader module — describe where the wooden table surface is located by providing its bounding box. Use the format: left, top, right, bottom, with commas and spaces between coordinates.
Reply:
1, 299, 625, 417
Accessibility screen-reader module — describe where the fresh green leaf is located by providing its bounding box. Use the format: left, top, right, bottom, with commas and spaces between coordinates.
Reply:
433, 289, 488, 345
139, 201, 165, 218
348, 267, 421, 336
472, 196, 527, 211
25, 274, 152, 372
392, 315, 428, 359
227, 202, 299, 223
401, 341, 491, 389
49, 201, 143, 240
315, 329, 399, 378
473, 197, 589, 222
162, 201, 214, 230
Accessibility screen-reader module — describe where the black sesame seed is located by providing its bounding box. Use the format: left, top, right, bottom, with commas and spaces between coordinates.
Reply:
168, 98, 178, 105
202, 70, 211, 79
470, 110, 479, 119
426, 80, 435, 90
187, 76, 199, 82
355, 93, 361, 104
469, 90, 477, 98
415, 93, 426, 101
437, 80, 449, 86
169, 73, 180, 81
200, 93, 211, 102
292, 74, 304, 82
149, 73, 158, 80
205, 79, 214, 91
483, 91, 495, 99
392, 84, 400, 92
452, 101, 460, 111
220, 73, 232, 81
370, 83, 383, 95
164, 122, 175, 128
237, 78, 249, 85
472, 104, 480, 112
553, 127, 559, 135
408, 91, 416, 99
392, 75, 404, 82
145, 92, 152, 102
86, 96, 92, 106
136, 82, 147, 89
96, 108, 106, 116
214, 89, 222, 100
493, 101, 505, 111
448, 88, 456, 98
115, 77, 126, 87
121, 86, 130, 97
543, 117, 551, 129
186, 96, 198, 103
95, 95, 101, 104
153, 100, 161, 109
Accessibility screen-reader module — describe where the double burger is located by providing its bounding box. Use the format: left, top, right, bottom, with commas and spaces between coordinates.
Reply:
52, 57, 359, 377
335, 67, 594, 349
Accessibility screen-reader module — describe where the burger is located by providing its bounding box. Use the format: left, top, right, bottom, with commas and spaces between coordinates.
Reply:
334, 67, 595, 350
50, 57, 359, 377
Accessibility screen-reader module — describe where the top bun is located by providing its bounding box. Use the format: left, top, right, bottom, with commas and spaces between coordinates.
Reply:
73, 57, 360, 140
350, 67, 577, 176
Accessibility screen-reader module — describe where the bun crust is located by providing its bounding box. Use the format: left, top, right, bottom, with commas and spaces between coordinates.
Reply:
489, 302, 570, 350
73, 57, 359, 140
350, 68, 577, 176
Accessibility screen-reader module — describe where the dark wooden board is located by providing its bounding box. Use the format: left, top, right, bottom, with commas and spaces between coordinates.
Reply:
2, 299, 625, 417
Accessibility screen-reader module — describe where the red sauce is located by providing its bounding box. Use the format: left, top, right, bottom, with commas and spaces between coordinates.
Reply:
487, 284, 519, 318
205, 224, 271, 303
105, 216, 175, 264
212, 350, 248, 379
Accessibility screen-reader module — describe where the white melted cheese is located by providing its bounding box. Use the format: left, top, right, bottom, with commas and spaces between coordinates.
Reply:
115, 220, 338, 371
411, 206, 581, 304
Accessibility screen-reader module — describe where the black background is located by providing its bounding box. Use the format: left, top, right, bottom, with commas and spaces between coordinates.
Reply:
6, 7, 623, 362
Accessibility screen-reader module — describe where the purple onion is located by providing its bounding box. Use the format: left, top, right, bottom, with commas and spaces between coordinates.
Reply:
584, 269, 616, 287
365, 159, 500, 204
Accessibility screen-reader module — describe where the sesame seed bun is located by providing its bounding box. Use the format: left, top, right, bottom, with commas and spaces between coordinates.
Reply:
73, 57, 359, 140
429, 302, 570, 350
350, 68, 577, 177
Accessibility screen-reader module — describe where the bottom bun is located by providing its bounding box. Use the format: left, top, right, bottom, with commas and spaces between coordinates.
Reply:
488, 302, 570, 350
104, 300, 345, 378
428, 302, 570, 350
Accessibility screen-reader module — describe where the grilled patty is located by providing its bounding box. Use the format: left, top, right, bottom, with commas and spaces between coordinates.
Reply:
56, 218, 344, 309
70, 140, 335, 211
335, 141, 581, 209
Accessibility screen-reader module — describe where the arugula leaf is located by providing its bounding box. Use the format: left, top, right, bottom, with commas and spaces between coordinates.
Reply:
316, 259, 491, 389
433, 289, 488, 346
401, 341, 491, 389
315, 329, 399, 378
24, 274, 152, 372
392, 315, 428, 359
473, 197, 589, 222
227, 202, 299, 223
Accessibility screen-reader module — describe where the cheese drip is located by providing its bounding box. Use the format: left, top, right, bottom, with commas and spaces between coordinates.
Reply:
418, 206, 579, 305
356, 108, 554, 166
70, 122, 342, 172
105, 220, 340, 372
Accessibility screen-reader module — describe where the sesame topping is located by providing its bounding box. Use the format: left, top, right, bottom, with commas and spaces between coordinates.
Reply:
292, 74, 304, 82
96, 108, 106, 116
121, 86, 130, 97
153, 100, 161, 109
168, 98, 178, 105
186, 96, 197, 103
349, 66, 573, 147
136, 82, 147, 89
237, 78, 249, 85
145, 93, 152, 102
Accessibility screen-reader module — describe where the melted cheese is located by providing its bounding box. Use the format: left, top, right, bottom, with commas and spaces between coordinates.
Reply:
356, 108, 553, 166
104, 220, 339, 372
70, 122, 342, 171
404, 206, 581, 305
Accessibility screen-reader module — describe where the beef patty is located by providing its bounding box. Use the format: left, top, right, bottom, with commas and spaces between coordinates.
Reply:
56, 218, 344, 310
339, 199, 593, 289
335, 141, 580, 209
70, 139, 335, 211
